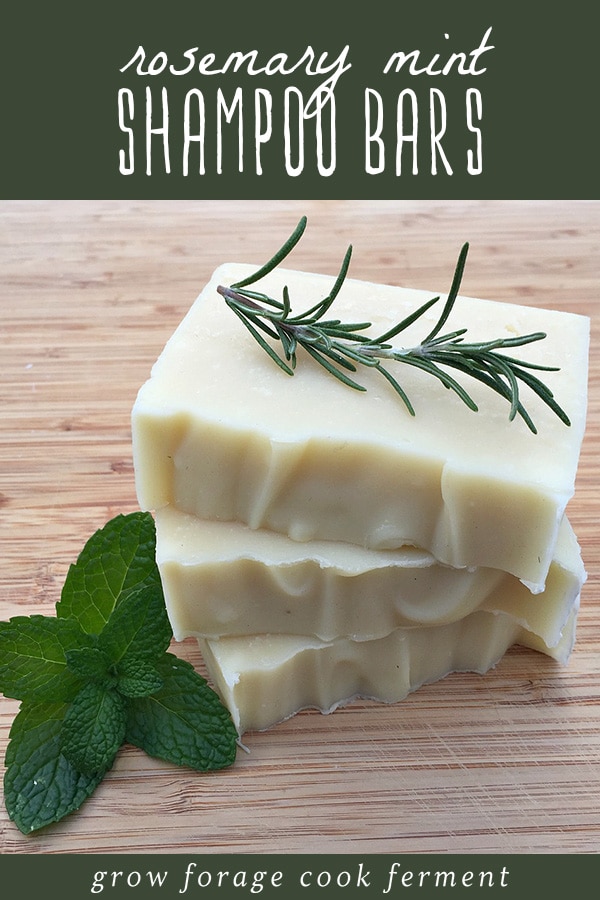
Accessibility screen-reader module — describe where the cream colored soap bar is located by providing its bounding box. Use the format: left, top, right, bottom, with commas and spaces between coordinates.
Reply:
133, 264, 589, 590
155, 507, 584, 646
199, 607, 578, 734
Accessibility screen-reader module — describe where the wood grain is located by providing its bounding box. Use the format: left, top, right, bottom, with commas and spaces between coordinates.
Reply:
1, 200, 598, 854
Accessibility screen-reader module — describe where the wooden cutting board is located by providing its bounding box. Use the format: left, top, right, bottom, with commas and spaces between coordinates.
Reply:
1, 200, 598, 854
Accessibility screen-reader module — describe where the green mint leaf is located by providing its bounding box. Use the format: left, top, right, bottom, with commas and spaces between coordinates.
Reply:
97, 583, 171, 665
56, 512, 160, 634
61, 682, 126, 775
1, 509, 239, 836
4, 700, 104, 834
0, 615, 91, 702
125, 653, 237, 772
65, 646, 115, 686
117, 657, 163, 698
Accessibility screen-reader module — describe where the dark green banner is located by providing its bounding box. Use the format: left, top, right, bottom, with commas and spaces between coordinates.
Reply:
2, 0, 597, 198
1, 853, 599, 897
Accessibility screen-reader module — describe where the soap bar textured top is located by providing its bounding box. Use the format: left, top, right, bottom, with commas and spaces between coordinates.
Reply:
133, 264, 589, 590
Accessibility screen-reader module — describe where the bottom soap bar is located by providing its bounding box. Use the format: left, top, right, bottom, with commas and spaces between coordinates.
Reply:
198, 607, 578, 734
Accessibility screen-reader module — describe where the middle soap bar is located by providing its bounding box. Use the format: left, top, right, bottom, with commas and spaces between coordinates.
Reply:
132, 263, 589, 591
155, 507, 584, 647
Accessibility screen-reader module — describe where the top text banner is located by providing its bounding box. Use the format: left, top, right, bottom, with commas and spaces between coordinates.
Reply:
2, 1, 597, 198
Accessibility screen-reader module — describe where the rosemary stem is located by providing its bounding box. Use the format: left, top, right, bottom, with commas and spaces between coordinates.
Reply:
215, 219, 570, 433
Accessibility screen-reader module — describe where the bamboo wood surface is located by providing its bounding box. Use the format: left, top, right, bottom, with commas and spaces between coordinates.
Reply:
0, 200, 598, 854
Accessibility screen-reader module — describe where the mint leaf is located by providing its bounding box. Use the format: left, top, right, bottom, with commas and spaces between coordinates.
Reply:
4, 701, 104, 834
125, 653, 237, 771
97, 583, 171, 665
1, 511, 241, 835
65, 646, 115, 685
60, 682, 126, 775
117, 657, 163, 698
56, 512, 160, 634
0, 616, 91, 702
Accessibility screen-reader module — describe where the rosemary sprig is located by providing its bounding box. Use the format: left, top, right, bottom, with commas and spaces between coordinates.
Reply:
217, 217, 570, 434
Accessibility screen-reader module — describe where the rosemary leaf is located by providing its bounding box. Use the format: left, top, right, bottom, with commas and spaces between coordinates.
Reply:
232, 217, 307, 289
218, 220, 570, 434
303, 344, 367, 391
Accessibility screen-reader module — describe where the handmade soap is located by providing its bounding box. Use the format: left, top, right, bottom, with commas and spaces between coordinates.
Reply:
155, 507, 584, 646
198, 607, 578, 734
133, 263, 589, 590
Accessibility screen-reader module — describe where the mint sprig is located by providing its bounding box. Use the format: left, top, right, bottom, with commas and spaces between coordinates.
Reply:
0, 512, 238, 834
125, 653, 238, 770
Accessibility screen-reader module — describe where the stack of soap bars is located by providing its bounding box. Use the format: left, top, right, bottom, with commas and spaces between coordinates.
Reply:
132, 258, 589, 735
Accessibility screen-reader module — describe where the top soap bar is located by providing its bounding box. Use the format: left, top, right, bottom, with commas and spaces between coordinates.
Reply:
132, 263, 589, 590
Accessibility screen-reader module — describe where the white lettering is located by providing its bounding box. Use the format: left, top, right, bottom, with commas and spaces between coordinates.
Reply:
299, 864, 371, 888
383, 27, 494, 76
396, 89, 419, 175
170, 47, 198, 76
117, 89, 135, 175
145, 85, 170, 175
119, 45, 146, 74
430, 87, 452, 175
90, 869, 168, 894
364, 88, 385, 174
469, 26, 495, 75
466, 87, 483, 174
183, 89, 205, 176
216, 87, 243, 174
316, 91, 336, 176
254, 89, 273, 175
284, 87, 305, 176
120, 44, 351, 96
